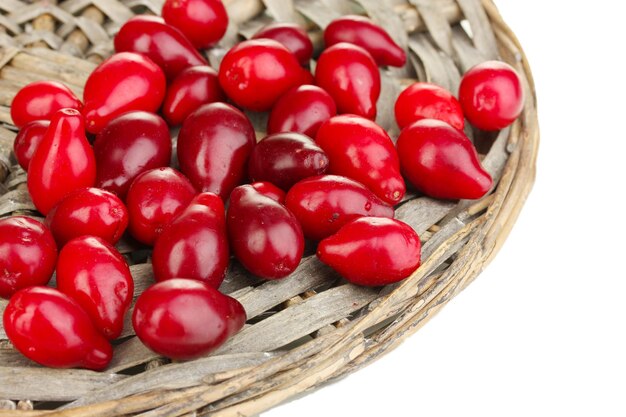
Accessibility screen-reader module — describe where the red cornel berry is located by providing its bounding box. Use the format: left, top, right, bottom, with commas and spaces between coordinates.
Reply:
13, 120, 49, 171
218, 39, 307, 111
152, 193, 229, 288
251, 182, 286, 204
27, 108, 96, 215
10, 81, 82, 128
315, 42, 381, 120
177, 103, 256, 200
82, 52, 166, 134
285, 175, 394, 241
162, 66, 225, 126
396, 119, 492, 200
0, 217, 57, 300
395, 82, 465, 131
227, 185, 304, 279
93, 111, 172, 199
114, 15, 208, 80
126, 167, 197, 245
318, 217, 421, 286
267, 85, 337, 138
162, 0, 229, 49
248, 132, 329, 191
132, 279, 246, 360
3, 286, 112, 370
252, 23, 313, 67
56, 236, 133, 340
459, 60, 524, 131
315, 115, 405, 205
45, 187, 129, 247
324, 15, 406, 67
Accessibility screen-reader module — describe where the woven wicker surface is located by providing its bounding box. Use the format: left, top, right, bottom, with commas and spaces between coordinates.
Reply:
0, 0, 538, 415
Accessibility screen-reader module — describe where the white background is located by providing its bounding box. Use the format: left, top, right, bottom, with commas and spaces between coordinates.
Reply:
266, 1, 626, 416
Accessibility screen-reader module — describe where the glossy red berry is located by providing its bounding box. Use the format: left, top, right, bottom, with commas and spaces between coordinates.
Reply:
3, 286, 112, 370
458, 60, 524, 131
395, 82, 464, 130
27, 108, 96, 215
177, 103, 256, 200
315, 42, 380, 120
267, 85, 337, 137
0, 217, 57, 300
132, 279, 246, 360
252, 23, 313, 67
45, 187, 129, 247
10, 81, 82, 128
227, 185, 304, 279
251, 181, 286, 204
162, 66, 224, 126
285, 175, 394, 241
152, 193, 229, 288
56, 236, 133, 340
162, 0, 229, 49
318, 217, 420, 286
114, 15, 208, 80
93, 111, 172, 199
316, 115, 405, 205
218, 39, 306, 111
396, 119, 492, 200
83, 52, 166, 134
324, 15, 406, 67
248, 132, 329, 191
13, 120, 49, 171
126, 167, 196, 245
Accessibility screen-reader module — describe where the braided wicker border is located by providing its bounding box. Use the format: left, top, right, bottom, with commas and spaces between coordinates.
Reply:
0, 0, 538, 415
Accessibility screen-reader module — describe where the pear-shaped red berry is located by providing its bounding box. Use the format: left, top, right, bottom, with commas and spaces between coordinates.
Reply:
396, 119, 492, 200
315, 43, 380, 120
27, 109, 96, 215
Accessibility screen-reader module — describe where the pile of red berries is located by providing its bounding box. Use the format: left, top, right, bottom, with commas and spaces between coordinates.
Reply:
0, 0, 524, 371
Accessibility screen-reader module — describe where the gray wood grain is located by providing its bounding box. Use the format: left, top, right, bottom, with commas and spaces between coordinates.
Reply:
395, 197, 456, 235
62, 352, 276, 409
294, 0, 341, 29
0, 367, 127, 401
262, 0, 301, 24
451, 26, 489, 71
409, 33, 460, 93
235, 256, 337, 320
216, 285, 378, 354
409, 0, 453, 56
456, 0, 499, 59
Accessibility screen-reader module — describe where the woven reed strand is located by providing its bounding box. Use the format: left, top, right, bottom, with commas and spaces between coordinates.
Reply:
0, 0, 538, 415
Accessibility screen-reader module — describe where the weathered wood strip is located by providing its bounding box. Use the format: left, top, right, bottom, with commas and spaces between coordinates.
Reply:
9, 53, 90, 89
216, 284, 378, 354
409, 0, 453, 56
456, 0, 499, 59
0, 189, 36, 216
0, 368, 127, 401
235, 257, 337, 319
378, 71, 402, 132
63, 353, 276, 409
261, 0, 300, 24
394, 197, 456, 235
0, 105, 12, 125
409, 33, 460, 93
0, 0, 25, 14
294, 0, 341, 29
91, 0, 135, 23
27, 47, 98, 74
0, 346, 36, 368
451, 25, 489, 71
